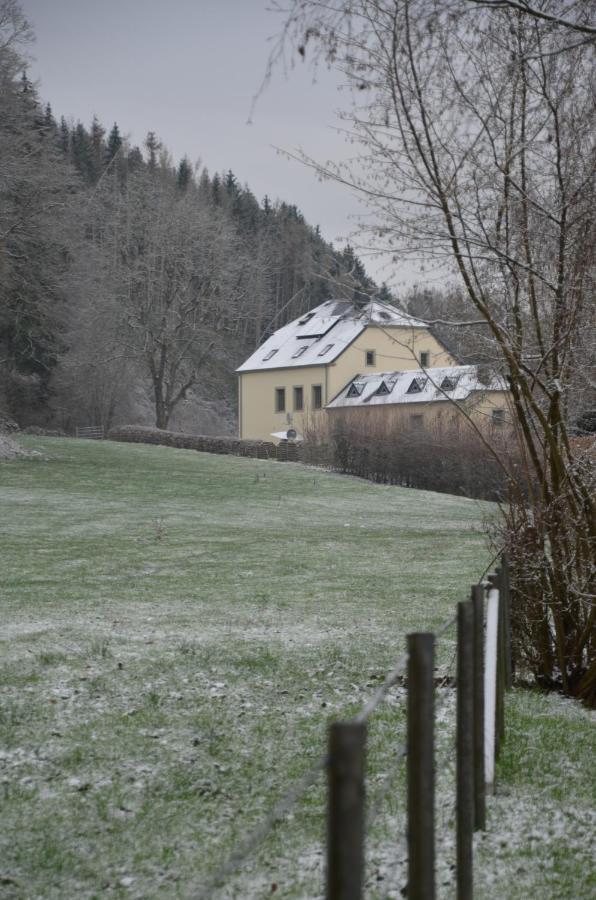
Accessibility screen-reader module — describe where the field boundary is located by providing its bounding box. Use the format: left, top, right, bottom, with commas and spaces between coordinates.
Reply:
199, 557, 513, 899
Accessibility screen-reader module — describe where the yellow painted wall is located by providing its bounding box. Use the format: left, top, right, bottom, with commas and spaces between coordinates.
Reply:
239, 325, 457, 441
238, 365, 330, 440
327, 325, 456, 401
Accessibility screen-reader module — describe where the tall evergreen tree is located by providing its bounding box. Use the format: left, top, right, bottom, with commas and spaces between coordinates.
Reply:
176, 156, 192, 191
144, 131, 160, 171
105, 122, 122, 165
90, 115, 105, 182
58, 115, 70, 157
71, 121, 94, 184
211, 172, 221, 205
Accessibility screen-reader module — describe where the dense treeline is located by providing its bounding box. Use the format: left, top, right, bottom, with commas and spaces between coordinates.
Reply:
0, 1, 376, 434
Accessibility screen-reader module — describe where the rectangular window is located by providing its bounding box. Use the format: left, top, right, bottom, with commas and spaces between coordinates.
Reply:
293, 386, 304, 411
312, 384, 323, 409
492, 408, 505, 426
275, 387, 285, 413
420, 351, 430, 367
365, 350, 376, 366
318, 343, 334, 356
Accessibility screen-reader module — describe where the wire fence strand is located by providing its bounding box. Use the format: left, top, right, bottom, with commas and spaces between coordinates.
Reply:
366, 742, 408, 829
195, 754, 328, 900
354, 651, 409, 724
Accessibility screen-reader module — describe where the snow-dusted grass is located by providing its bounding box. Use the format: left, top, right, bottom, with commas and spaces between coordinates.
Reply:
1, 438, 593, 899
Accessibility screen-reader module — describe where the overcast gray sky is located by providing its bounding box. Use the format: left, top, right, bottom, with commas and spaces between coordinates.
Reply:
22, 0, 415, 288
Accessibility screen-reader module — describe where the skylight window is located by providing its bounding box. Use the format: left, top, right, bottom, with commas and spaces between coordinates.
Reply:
440, 375, 459, 391
318, 343, 334, 356
406, 376, 427, 394
347, 382, 365, 398
298, 312, 315, 325
292, 345, 309, 359
263, 349, 278, 361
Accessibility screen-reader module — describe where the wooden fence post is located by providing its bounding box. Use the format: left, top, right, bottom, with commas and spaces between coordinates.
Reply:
456, 600, 474, 900
407, 633, 435, 900
471, 584, 486, 831
493, 569, 506, 751
326, 722, 366, 900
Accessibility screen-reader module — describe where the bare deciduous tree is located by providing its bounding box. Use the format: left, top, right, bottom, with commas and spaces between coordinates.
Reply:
80, 169, 250, 430
273, 0, 596, 704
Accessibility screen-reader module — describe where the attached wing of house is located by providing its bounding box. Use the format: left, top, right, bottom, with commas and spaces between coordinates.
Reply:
327, 365, 511, 430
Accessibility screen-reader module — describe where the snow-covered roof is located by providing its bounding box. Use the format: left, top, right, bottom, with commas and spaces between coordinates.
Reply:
327, 366, 508, 409
236, 299, 427, 373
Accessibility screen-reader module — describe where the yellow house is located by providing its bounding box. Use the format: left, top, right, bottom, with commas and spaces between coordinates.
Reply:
237, 298, 457, 441
326, 366, 513, 434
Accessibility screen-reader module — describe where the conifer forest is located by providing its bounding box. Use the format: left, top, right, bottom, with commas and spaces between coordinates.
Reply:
0, 1, 377, 435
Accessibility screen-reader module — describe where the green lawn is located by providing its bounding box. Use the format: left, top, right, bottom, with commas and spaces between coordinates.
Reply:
0, 438, 593, 899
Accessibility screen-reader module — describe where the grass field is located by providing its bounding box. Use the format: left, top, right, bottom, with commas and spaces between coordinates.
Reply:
1, 437, 594, 899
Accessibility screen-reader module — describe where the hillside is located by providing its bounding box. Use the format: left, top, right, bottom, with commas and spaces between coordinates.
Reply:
1, 438, 594, 898
0, 4, 378, 436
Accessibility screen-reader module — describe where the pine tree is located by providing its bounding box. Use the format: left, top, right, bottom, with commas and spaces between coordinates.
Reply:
211, 172, 221, 205
71, 121, 94, 184
197, 168, 212, 203
126, 145, 144, 173
177, 156, 192, 191
90, 115, 105, 182
105, 122, 122, 165
145, 131, 160, 171
43, 103, 56, 131
58, 116, 71, 157
376, 282, 393, 304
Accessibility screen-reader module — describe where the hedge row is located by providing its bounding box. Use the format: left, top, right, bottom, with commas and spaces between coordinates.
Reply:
108, 423, 513, 501
107, 425, 300, 461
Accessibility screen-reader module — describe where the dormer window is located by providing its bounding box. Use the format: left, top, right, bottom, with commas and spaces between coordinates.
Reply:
318, 343, 334, 356
440, 375, 459, 391
376, 380, 391, 396
263, 349, 278, 361
407, 376, 427, 394
292, 346, 309, 359
347, 381, 365, 398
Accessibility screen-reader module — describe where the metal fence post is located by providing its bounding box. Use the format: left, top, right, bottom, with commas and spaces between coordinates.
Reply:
484, 580, 499, 792
407, 632, 435, 900
472, 584, 486, 831
326, 722, 366, 900
501, 554, 513, 687
456, 600, 474, 900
